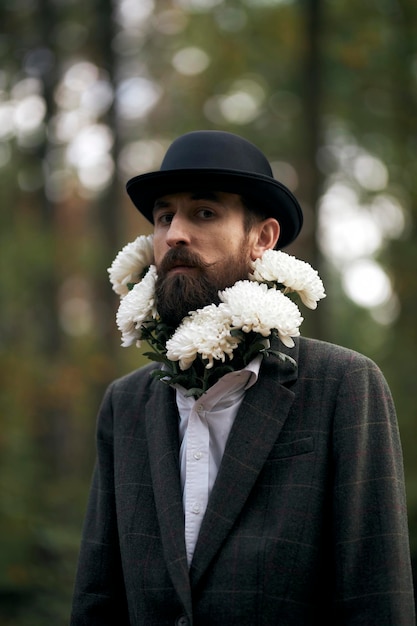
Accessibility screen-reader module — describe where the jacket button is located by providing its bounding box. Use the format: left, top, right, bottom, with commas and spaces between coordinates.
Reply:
176, 617, 189, 626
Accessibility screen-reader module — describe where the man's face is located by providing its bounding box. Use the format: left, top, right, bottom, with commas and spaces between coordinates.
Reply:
152, 191, 257, 327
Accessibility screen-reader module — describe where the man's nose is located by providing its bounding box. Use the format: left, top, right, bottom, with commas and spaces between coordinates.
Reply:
166, 214, 191, 247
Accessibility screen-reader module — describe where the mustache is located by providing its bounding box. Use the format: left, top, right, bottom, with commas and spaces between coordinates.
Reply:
157, 247, 213, 276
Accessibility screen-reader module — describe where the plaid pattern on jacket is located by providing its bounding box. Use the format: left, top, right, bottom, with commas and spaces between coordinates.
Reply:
71, 336, 416, 625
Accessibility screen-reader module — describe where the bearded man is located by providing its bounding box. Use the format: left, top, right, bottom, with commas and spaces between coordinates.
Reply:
70, 131, 415, 625
153, 190, 273, 327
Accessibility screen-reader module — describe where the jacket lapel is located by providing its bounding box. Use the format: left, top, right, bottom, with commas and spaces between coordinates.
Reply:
189, 341, 299, 587
145, 380, 192, 617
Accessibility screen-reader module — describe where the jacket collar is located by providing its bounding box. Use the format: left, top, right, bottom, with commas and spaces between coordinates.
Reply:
145, 382, 192, 617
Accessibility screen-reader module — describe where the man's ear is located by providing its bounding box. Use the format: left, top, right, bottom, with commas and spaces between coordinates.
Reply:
250, 218, 280, 260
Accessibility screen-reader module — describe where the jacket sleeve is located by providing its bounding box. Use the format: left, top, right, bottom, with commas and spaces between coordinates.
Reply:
331, 352, 415, 624
70, 382, 130, 625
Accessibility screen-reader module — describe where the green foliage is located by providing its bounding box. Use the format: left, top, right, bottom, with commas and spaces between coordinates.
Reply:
144, 321, 296, 399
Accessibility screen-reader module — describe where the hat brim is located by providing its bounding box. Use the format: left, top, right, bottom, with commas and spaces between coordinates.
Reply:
126, 168, 303, 249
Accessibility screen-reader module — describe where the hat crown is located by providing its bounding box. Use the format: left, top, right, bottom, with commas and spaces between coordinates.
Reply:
160, 130, 274, 178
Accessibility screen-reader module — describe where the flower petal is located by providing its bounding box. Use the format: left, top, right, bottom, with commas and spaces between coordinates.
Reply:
250, 249, 325, 309
166, 303, 239, 370
220, 280, 302, 346
108, 234, 154, 297
115, 265, 158, 346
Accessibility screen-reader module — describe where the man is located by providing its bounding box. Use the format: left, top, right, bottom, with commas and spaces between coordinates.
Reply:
71, 131, 415, 625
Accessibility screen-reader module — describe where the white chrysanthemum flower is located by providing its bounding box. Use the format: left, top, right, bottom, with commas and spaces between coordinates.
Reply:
250, 249, 326, 309
116, 265, 158, 347
220, 280, 302, 348
108, 234, 154, 297
166, 303, 240, 370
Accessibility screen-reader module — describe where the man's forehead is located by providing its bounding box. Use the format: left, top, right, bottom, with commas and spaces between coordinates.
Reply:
153, 190, 240, 208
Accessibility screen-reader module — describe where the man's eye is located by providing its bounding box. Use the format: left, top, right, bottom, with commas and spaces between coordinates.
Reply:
157, 213, 174, 225
197, 208, 215, 219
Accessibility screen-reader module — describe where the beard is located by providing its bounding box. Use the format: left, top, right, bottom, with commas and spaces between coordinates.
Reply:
155, 244, 252, 328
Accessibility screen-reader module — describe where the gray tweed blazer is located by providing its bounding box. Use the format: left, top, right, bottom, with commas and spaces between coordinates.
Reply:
71, 337, 415, 625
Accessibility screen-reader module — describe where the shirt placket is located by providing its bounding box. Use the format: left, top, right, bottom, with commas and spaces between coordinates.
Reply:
184, 401, 210, 565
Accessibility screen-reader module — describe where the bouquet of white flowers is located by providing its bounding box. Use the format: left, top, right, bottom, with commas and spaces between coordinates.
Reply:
108, 235, 326, 398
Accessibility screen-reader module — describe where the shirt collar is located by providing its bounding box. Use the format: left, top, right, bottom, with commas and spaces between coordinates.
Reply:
175, 354, 263, 412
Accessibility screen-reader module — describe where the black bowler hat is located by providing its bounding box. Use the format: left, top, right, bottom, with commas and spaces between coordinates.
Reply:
126, 130, 303, 248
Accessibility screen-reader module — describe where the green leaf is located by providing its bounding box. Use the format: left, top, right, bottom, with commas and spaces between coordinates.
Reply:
150, 369, 169, 381
142, 351, 168, 363
207, 364, 234, 380
244, 341, 267, 363
266, 350, 297, 369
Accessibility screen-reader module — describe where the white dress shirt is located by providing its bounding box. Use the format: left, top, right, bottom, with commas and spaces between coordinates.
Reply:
175, 356, 262, 566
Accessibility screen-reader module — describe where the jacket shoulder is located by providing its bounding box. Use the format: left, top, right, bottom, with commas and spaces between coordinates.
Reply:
297, 336, 387, 381
98, 362, 164, 416
95, 362, 168, 440
110, 362, 159, 392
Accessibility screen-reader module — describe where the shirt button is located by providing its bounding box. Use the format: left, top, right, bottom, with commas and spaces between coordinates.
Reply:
192, 503, 200, 514
193, 450, 202, 460
176, 617, 189, 626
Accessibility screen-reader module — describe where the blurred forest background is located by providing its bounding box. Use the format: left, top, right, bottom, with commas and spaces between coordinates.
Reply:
0, 0, 416, 623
